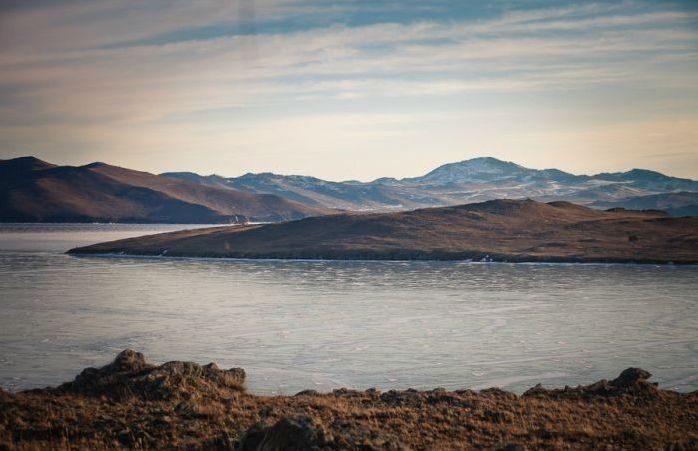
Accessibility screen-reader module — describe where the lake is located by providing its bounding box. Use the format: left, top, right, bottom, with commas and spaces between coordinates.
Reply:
0, 224, 696, 395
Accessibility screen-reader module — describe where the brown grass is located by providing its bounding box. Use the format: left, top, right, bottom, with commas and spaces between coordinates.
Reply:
1, 351, 696, 450
0, 157, 333, 223
71, 199, 698, 264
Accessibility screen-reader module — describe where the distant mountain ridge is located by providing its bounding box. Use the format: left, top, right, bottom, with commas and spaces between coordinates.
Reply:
0, 157, 331, 223
3, 155, 695, 223
162, 157, 698, 215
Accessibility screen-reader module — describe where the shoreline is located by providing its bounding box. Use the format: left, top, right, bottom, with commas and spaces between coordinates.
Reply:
1, 350, 696, 449
68, 250, 698, 266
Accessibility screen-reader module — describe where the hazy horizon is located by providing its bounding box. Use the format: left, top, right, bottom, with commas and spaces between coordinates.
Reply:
1, 0, 697, 181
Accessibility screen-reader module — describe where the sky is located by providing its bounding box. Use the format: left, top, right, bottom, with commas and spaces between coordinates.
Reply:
1, 0, 697, 181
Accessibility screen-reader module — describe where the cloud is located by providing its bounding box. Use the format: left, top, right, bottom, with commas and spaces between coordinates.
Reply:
0, 1, 697, 179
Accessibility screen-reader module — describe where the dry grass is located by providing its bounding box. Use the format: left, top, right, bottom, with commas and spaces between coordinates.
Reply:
1, 351, 696, 450
70, 199, 698, 264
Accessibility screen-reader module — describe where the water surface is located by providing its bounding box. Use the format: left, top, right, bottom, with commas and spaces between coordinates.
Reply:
1, 224, 696, 394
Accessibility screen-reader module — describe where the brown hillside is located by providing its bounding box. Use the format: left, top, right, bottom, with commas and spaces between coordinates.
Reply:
87, 163, 331, 220
0, 157, 332, 223
69, 199, 698, 263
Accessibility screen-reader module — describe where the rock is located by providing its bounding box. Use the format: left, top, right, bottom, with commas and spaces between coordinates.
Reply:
611, 368, 651, 388
109, 349, 151, 372
294, 389, 319, 396
522, 384, 547, 397
523, 368, 656, 398
585, 379, 612, 393
332, 388, 363, 398
380, 390, 423, 407
56, 349, 245, 400
479, 387, 518, 400
239, 416, 331, 451
201, 432, 236, 450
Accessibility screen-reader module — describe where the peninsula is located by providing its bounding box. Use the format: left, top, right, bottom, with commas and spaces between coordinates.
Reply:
69, 199, 698, 264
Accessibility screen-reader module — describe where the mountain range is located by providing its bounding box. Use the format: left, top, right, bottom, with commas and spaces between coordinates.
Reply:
163, 157, 698, 215
1, 155, 697, 223
0, 157, 330, 223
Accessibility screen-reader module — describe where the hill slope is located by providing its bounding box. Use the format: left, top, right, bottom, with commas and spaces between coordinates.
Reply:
69, 199, 698, 263
0, 157, 331, 223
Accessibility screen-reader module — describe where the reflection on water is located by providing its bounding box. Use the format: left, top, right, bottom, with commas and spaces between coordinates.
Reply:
0, 224, 696, 394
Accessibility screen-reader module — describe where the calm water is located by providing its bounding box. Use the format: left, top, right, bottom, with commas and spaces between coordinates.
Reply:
0, 224, 696, 394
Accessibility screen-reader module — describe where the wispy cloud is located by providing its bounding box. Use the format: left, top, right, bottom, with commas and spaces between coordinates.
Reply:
0, 1, 697, 179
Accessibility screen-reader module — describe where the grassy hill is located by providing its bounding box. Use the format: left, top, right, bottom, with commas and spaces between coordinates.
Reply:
0, 157, 332, 223
69, 199, 698, 263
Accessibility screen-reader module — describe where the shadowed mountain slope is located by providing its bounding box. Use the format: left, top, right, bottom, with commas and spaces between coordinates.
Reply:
70, 199, 698, 263
0, 157, 332, 223
591, 191, 698, 217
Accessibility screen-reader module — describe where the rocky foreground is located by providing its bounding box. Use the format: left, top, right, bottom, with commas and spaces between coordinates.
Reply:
1, 351, 696, 450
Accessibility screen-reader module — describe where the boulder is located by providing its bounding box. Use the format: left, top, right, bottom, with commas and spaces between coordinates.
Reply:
611, 368, 652, 389
523, 368, 657, 398
239, 416, 331, 451
294, 389, 320, 397
56, 349, 245, 400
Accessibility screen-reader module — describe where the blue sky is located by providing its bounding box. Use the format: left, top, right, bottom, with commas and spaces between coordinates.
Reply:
1, 0, 697, 180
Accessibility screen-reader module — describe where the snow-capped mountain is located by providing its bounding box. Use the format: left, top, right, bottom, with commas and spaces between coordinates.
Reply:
161, 157, 698, 215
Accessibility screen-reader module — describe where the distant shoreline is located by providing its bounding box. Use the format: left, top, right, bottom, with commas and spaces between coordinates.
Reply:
68, 250, 698, 266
